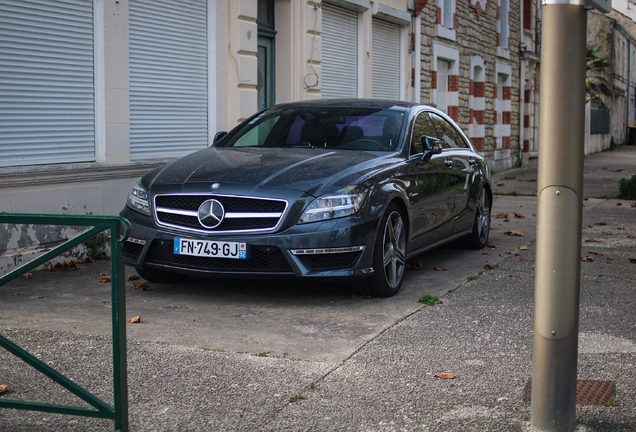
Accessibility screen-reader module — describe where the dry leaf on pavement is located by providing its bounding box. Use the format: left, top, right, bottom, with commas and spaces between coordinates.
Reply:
127, 274, 141, 280
21, 273, 32, 279
406, 260, 423, 271
484, 263, 498, 270
629, 258, 636, 264
433, 267, 447, 271
100, 277, 111, 283
519, 246, 529, 250
628, 235, 636, 239
585, 238, 597, 243
434, 373, 455, 379
504, 230, 525, 237
513, 212, 525, 218
0, 384, 7, 394
587, 251, 603, 256
581, 256, 594, 262
595, 221, 608, 226
494, 213, 509, 219
487, 242, 498, 248
132, 282, 149, 291
128, 315, 141, 323
519, 257, 533, 262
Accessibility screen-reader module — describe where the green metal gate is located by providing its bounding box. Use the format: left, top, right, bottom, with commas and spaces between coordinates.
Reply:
0, 214, 130, 432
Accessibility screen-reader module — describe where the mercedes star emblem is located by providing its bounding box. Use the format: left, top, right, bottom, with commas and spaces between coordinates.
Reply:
197, 199, 225, 229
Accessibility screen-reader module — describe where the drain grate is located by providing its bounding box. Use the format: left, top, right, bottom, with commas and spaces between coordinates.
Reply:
576, 380, 616, 406
523, 379, 616, 406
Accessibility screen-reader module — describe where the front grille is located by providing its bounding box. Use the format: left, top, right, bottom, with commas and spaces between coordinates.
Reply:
300, 251, 361, 270
154, 194, 287, 233
145, 240, 293, 273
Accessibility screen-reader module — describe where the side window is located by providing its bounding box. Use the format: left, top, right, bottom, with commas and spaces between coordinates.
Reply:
410, 112, 438, 155
430, 113, 468, 149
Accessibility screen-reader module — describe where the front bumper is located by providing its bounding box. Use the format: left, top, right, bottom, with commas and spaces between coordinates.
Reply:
119, 205, 380, 280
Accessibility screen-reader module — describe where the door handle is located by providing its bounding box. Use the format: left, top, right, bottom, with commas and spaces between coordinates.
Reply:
444, 158, 453, 168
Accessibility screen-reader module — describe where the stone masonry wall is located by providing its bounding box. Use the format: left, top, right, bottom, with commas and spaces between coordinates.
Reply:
417, 0, 521, 169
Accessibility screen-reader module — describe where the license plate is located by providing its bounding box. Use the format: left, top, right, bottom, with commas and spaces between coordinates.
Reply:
173, 238, 247, 259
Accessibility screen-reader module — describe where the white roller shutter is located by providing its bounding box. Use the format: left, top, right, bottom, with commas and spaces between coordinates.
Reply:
372, 18, 401, 100
129, 0, 208, 160
0, 0, 95, 168
321, 3, 358, 99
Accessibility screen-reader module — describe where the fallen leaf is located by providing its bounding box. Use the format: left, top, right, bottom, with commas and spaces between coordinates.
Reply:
82, 257, 95, 264
504, 176, 516, 180
581, 256, 594, 262
630, 258, 636, 264
504, 230, 525, 237
487, 242, 498, 248
406, 261, 423, 271
519, 257, 533, 262
99, 272, 109, 277
519, 246, 529, 251
350, 294, 372, 299
595, 221, 608, 226
0, 384, 7, 394
21, 273, 32, 279
100, 277, 111, 283
433, 267, 447, 271
494, 212, 509, 219
617, 202, 622, 206
628, 235, 636, 239
505, 251, 512, 255
503, 219, 510, 222
128, 315, 141, 323
631, 202, 636, 208
513, 212, 525, 218
497, 183, 505, 187
509, 275, 520, 278
132, 282, 149, 291
127, 274, 141, 280
605, 232, 617, 235
482, 252, 491, 255
585, 238, 597, 243
528, 178, 537, 182
435, 373, 455, 379
484, 263, 498, 270
610, 168, 624, 172
617, 226, 625, 230
587, 251, 603, 256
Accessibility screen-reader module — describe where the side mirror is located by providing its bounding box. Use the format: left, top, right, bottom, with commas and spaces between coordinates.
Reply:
421, 136, 442, 163
213, 131, 228, 144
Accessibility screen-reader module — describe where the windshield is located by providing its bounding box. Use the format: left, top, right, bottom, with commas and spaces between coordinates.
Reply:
217, 106, 406, 151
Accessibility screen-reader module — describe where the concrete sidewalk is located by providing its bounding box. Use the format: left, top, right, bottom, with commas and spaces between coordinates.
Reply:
1, 147, 635, 431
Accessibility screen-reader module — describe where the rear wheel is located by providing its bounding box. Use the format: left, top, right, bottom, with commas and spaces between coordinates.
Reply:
136, 267, 183, 283
464, 187, 491, 249
358, 203, 407, 297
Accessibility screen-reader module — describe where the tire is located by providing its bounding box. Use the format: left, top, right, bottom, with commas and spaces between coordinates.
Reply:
136, 267, 183, 283
358, 203, 407, 297
464, 187, 491, 249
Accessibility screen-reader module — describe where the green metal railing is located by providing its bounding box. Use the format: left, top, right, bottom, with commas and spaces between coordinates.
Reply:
0, 214, 130, 432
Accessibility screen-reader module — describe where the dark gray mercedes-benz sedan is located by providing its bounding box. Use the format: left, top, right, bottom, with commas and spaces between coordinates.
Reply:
120, 99, 491, 297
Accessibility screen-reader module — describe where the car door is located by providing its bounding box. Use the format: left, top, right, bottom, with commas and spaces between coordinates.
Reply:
408, 111, 457, 249
429, 113, 475, 232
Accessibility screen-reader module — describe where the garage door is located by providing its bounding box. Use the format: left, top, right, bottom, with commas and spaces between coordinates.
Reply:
321, 3, 358, 99
372, 18, 401, 99
129, 0, 208, 159
0, 0, 95, 168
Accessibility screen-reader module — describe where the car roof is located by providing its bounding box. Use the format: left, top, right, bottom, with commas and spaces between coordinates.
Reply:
269, 99, 422, 111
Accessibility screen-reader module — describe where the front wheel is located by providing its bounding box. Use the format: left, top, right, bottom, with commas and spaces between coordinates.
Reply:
463, 187, 491, 249
358, 203, 407, 297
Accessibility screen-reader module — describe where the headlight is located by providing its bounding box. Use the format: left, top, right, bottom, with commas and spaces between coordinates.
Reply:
127, 178, 150, 215
298, 185, 368, 224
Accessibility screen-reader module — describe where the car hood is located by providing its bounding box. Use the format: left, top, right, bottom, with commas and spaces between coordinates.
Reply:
146, 147, 397, 196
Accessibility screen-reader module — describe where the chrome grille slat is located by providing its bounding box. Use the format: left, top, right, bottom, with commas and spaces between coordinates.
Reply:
154, 194, 288, 234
